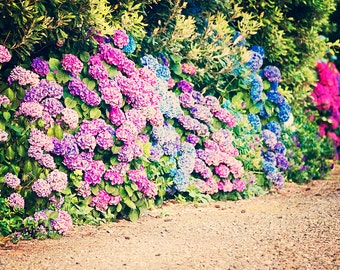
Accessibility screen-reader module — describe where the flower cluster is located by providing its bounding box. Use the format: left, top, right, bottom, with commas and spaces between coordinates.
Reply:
28, 128, 55, 169
312, 61, 340, 150
8, 193, 25, 209
128, 167, 158, 197
8, 66, 40, 86
31, 57, 50, 76
90, 190, 121, 212
0, 45, 12, 63
4, 172, 21, 188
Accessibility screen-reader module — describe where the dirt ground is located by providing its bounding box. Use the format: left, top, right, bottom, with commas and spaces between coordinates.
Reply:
0, 166, 339, 270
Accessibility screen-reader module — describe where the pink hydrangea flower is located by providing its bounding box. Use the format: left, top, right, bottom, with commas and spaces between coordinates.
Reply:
0, 129, 8, 142
50, 210, 73, 235
61, 54, 83, 74
113, 29, 129, 49
46, 169, 68, 192
181, 63, 197, 76
4, 173, 21, 188
32, 179, 52, 197
61, 108, 79, 129
0, 45, 12, 63
8, 193, 25, 209
8, 66, 39, 86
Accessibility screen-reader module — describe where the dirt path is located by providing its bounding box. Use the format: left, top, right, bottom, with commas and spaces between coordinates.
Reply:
1, 169, 339, 270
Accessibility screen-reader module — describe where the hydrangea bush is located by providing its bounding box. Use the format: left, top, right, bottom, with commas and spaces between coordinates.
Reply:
0, 29, 272, 239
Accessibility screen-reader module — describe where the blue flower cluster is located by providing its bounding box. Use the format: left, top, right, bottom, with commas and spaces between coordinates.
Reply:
264, 121, 281, 138
248, 113, 261, 131
278, 101, 292, 122
123, 36, 136, 54
250, 74, 263, 103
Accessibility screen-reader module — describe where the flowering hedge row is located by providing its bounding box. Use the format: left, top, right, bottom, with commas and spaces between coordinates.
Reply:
0, 24, 332, 241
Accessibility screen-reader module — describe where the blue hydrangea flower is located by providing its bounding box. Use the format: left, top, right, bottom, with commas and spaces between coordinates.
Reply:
250, 45, 265, 58
266, 90, 285, 105
263, 66, 281, 82
123, 36, 136, 54
264, 121, 281, 138
262, 151, 277, 163
258, 103, 269, 118
248, 113, 261, 131
173, 169, 190, 192
246, 51, 263, 72
262, 160, 277, 174
250, 74, 263, 103
278, 101, 292, 122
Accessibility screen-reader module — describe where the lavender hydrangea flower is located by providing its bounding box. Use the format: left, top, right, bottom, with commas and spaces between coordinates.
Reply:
263, 66, 281, 82
4, 173, 21, 188
46, 169, 68, 192
8, 193, 25, 209
31, 57, 50, 76
0, 45, 12, 63
32, 179, 52, 197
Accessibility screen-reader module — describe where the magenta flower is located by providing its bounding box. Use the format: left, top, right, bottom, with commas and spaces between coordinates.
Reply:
113, 29, 129, 49
0, 94, 10, 106
0, 45, 12, 63
84, 160, 106, 185
61, 54, 83, 74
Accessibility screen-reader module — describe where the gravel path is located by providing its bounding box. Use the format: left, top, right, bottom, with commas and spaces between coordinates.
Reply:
0, 175, 339, 270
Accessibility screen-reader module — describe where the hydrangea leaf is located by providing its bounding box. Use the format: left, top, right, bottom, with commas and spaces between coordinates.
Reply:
128, 208, 139, 222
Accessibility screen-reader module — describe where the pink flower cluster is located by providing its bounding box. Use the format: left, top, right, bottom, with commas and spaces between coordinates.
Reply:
181, 63, 197, 76
8, 193, 25, 209
28, 128, 56, 169
104, 163, 128, 185
68, 77, 101, 106
113, 29, 129, 49
0, 94, 10, 106
90, 190, 121, 212
8, 66, 39, 86
61, 54, 83, 74
32, 169, 68, 197
0, 45, 11, 63
49, 210, 73, 235
127, 166, 157, 197
312, 62, 340, 148
0, 129, 8, 142
4, 172, 21, 188
46, 169, 68, 192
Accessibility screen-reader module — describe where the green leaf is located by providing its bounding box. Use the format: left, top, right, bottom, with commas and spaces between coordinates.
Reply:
10, 164, 20, 175
249, 106, 260, 114
54, 124, 63, 140
46, 72, 56, 81
80, 51, 90, 62
56, 70, 71, 84
124, 198, 136, 209
64, 97, 78, 109
116, 203, 122, 213
89, 108, 101, 119
105, 185, 119, 196
83, 78, 96, 90
128, 209, 140, 222
172, 63, 182, 75
61, 186, 71, 195
125, 186, 134, 197
2, 112, 11, 122
48, 211, 59, 220
91, 185, 99, 196
49, 58, 60, 70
